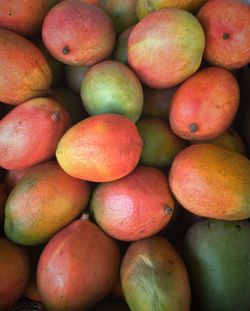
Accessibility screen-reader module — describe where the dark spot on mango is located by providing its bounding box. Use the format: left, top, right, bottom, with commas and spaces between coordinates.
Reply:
164, 205, 173, 215
62, 46, 70, 55
189, 123, 198, 133
235, 224, 241, 231
8, 12, 12, 16
223, 33, 230, 40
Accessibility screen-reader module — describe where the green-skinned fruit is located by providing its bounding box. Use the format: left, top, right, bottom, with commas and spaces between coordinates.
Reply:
121, 236, 191, 311
184, 219, 250, 311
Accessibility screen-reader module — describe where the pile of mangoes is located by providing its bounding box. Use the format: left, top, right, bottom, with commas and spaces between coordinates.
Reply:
0, 1, 249, 311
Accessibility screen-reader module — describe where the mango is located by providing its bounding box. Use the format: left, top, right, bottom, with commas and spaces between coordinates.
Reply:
90, 166, 174, 241
128, 8, 205, 88
112, 26, 134, 65
99, 0, 138, 34
121, 236, 191, 311
169, 67, 240, 140
65, 64, 90, 94
56, 114, 143, 182
197, 0, 250, 69
81, 60, 143, 123
184, 219, 250, 311
4, 161, 91, 245
0, 237, 30, 310
137, 118, 187, 169
0, 97, 71, 170
169, 144, 250, 220
136, 0, 208, 19
0, 0, 58, 36
37, 218, 120, 311
42, 0, 115, 65
0, 28, 52, 105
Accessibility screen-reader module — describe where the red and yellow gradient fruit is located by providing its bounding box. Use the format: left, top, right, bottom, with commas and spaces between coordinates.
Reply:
90, 166, 174, 241
169, 67, 240, 140
0, 28, 52, 105
42, 0, 116, 65
56, 114, 143, 182
128, 8, 205, 89
169, 144, 250, 220
0, 0, 57, 36
4, 161, 91, 245
0, 97, 71, 170
121, 236, 191, 311
37, 218, 120, 311
0, 237, 30, 310
197, 0, 250, 69
5, 168, 30, 193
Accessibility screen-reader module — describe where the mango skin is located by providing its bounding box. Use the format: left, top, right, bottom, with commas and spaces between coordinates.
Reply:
4, 161, 91, 246
56, 114, 143, 182
0, 28, 52, 105
0, 237, 30, 310
184, 219, 250, 311
137, 118, 187, 169
37, 219, 120, 311
136, 0, 208, 20
121, 236, 191, 311
0, 0, 58, 36
90, 166, 174, 241
0, 97, 71, 170
190, 128, 247, 157
112, 26, 134, 65
99, 0, 138, 34
42, 0, 116, 65
81, 60, 143, 123
169, 144, 250, 220
128, 8, 205, 89
197, 0, 250, 69
169, 67, 240, 140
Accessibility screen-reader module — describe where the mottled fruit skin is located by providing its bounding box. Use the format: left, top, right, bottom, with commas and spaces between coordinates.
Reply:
169, 67, 240, 140
5, 168, 30, 193
0, 28, 52, 105
137, 118, 187, 169
42, 0, 116, 65
128, 8, 205, 89
142, 85, 178, 119
136, 0, 208, 19
0, 0, 58, 36
169, 144, 250, 220
37, 219, 120, 311
0, 237, 30, 310
184, 219, 250, 311
191, 128, 247, 156
99, 0, 138, 34
4, 161, 91, 246
121, 236, 191, 311
197, 0, 250, 69
56, 114, 143, 182
81, 60, 143, 123
112, 26, 134, 65
90, 166, 174, 241
0, 97, 71, 170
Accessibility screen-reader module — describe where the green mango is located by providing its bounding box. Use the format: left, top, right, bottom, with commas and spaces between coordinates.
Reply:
184, 219, 250, 311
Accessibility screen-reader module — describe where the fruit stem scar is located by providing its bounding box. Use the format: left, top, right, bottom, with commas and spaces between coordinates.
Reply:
62, 46, 70, 54
164, 205, 173, 215
189, 123, 198, 133
223, 33, 230, 40
52, 111, 60, 120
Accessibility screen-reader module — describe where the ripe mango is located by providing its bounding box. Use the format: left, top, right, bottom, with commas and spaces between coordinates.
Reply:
169, 144, 250, 220
0, 28, 52, 105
